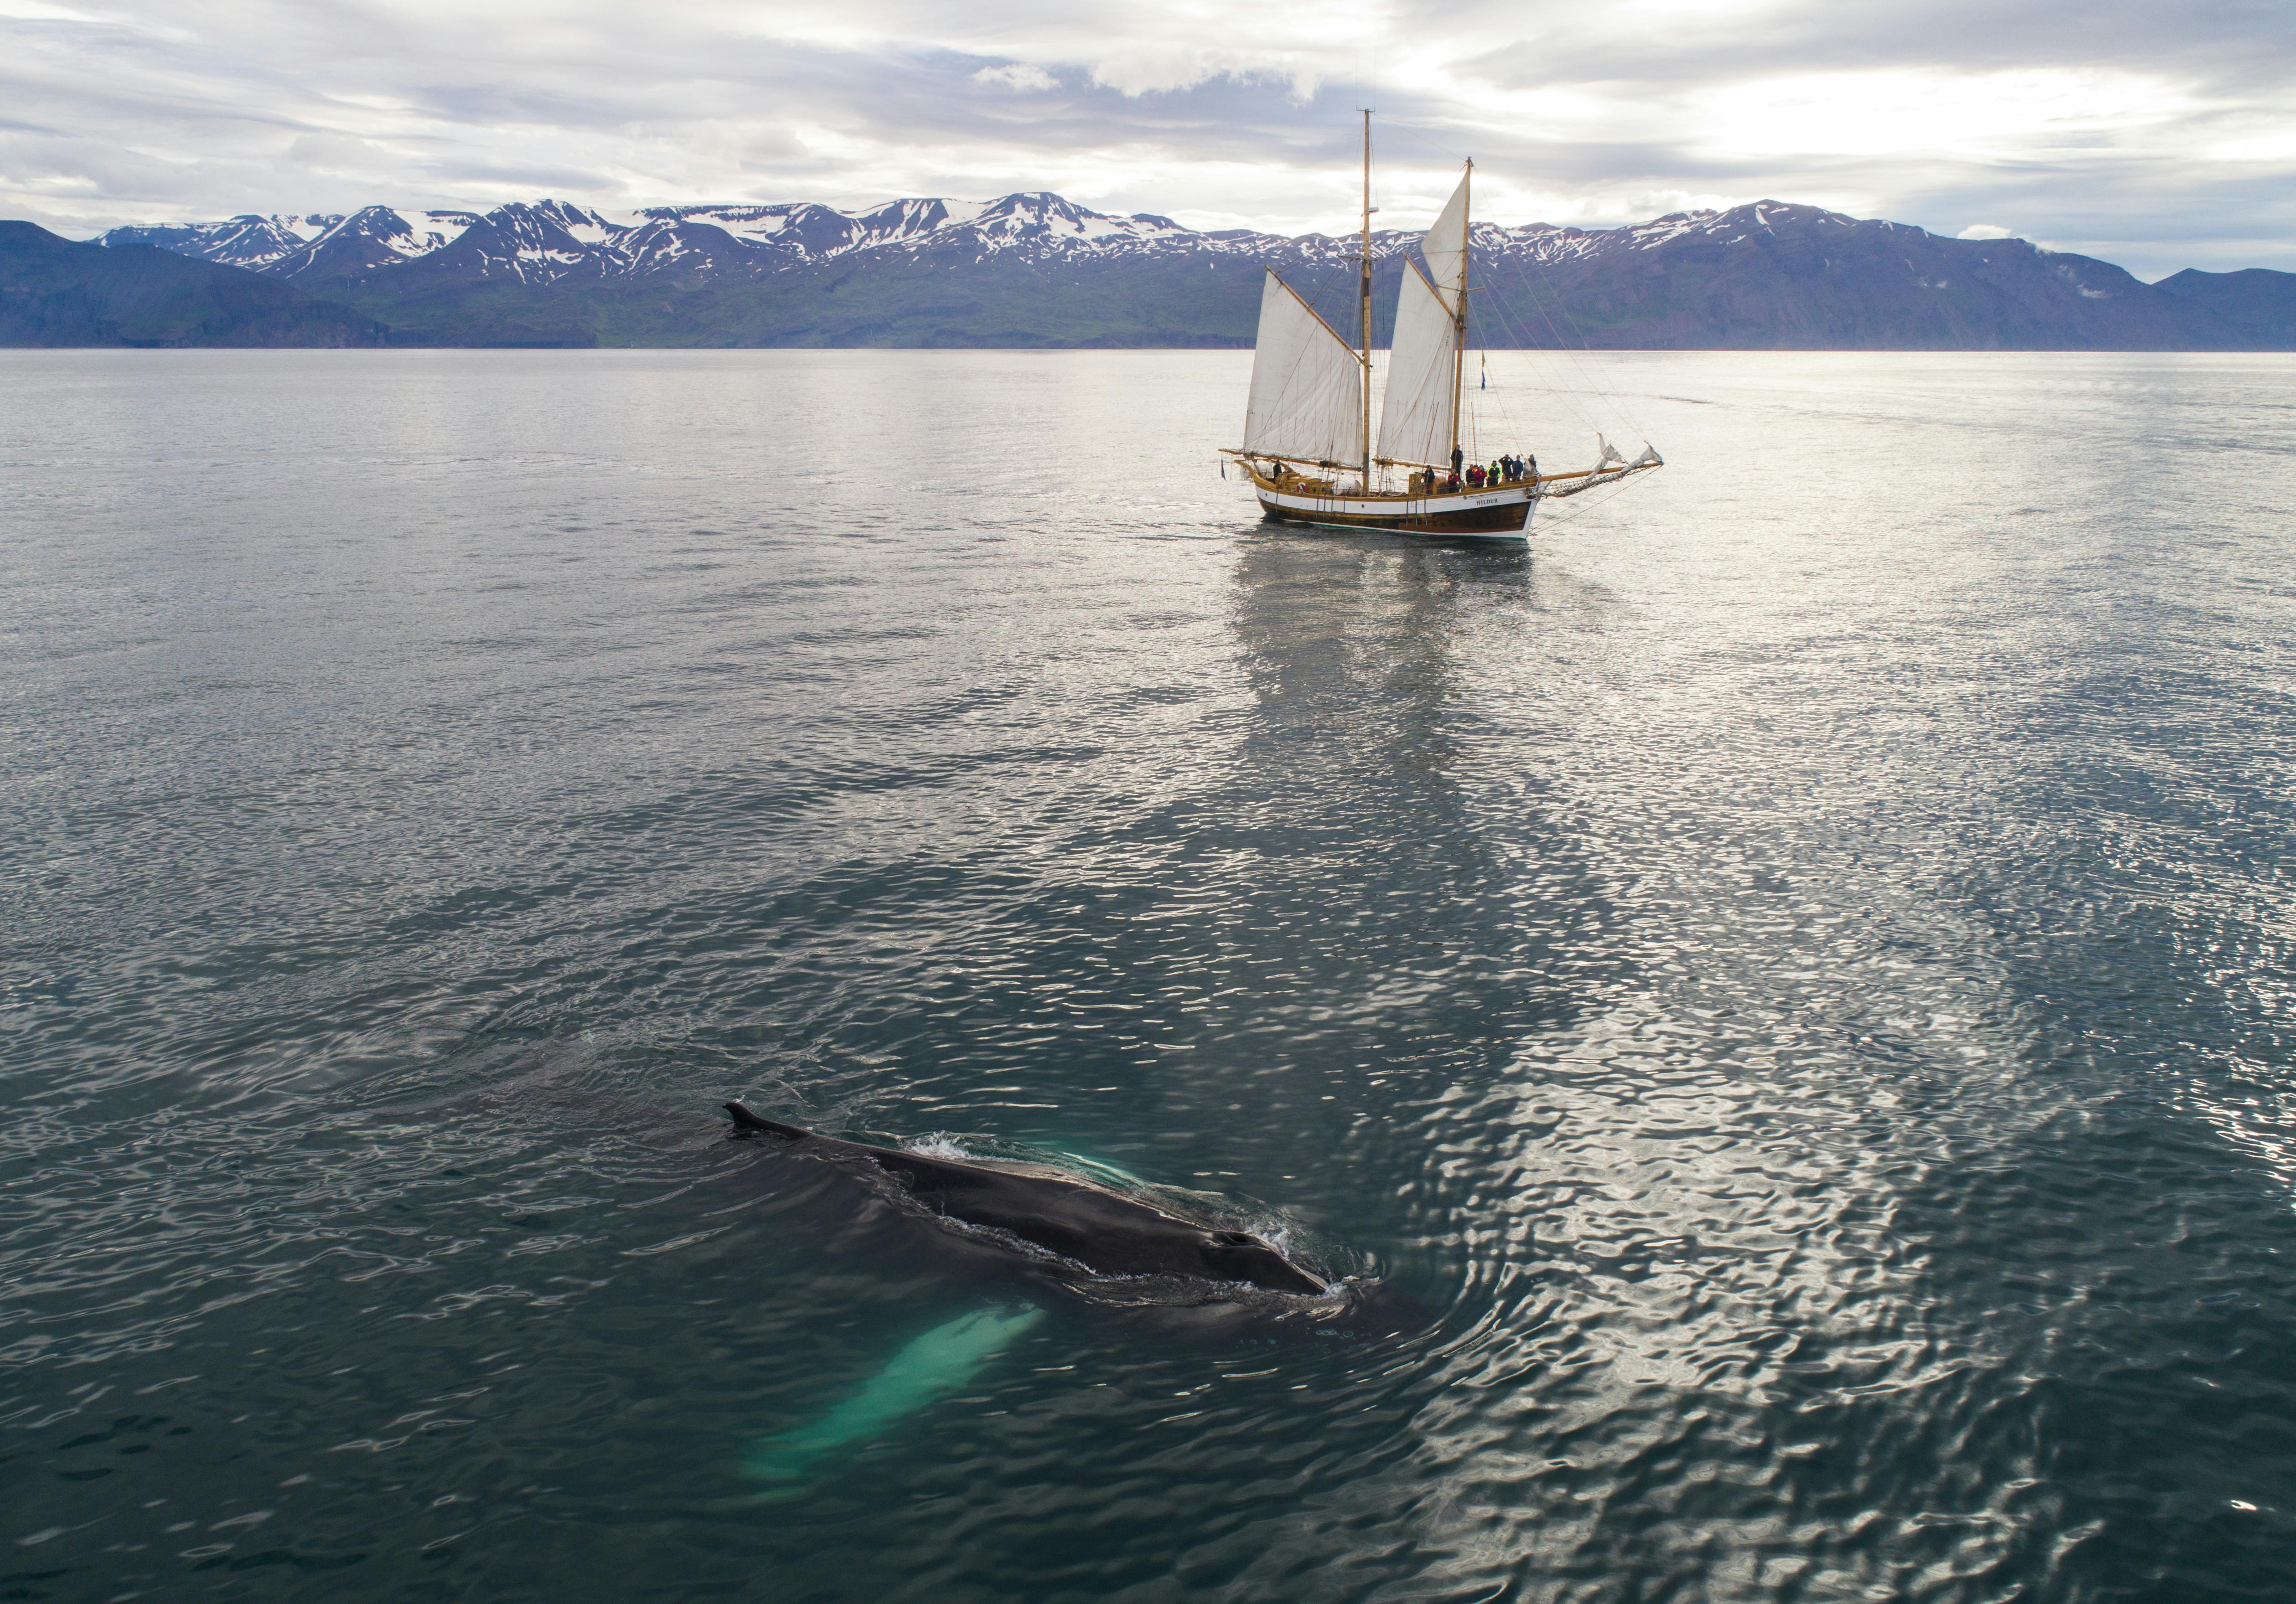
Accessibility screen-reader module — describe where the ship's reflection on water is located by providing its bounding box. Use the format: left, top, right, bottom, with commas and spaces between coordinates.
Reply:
4, 350, 2294, 1603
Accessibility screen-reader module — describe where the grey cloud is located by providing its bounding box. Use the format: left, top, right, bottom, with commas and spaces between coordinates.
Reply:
1447, 0, 2296, 88
415, 160, 623, 192
0, 1, 2287, 274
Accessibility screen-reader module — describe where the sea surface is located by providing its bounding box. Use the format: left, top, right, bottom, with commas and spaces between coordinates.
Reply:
3, 349, 2294, 1604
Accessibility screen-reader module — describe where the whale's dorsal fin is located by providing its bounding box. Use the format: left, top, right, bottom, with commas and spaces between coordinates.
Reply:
726, 1102, 812, 1141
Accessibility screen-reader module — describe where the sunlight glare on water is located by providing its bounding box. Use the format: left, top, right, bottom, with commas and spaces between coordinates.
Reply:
2, 349, 2293, 1602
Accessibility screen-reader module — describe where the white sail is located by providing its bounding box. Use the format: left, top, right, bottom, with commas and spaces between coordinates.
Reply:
1421, 171, 1470, 312
1376, 261, 1458, 466
1243, 270, 1364, 467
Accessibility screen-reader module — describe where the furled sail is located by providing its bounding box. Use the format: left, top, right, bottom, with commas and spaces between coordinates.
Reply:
1375, 261, 1458, 467
1243, 270, 1365, 467
1421, 171, 1470, 312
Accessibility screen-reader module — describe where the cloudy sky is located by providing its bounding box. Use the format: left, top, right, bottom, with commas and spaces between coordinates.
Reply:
4, 0, 2290, 277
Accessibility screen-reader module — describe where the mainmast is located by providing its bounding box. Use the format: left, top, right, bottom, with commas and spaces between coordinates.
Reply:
1450, 158, 1470, 463
1359, 109, 1373, 489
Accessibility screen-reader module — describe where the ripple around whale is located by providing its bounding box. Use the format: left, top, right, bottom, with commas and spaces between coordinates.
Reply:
2, 350, 2295, 1602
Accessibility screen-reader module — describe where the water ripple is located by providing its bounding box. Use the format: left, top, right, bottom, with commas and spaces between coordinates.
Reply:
3, 350, 2294, 1602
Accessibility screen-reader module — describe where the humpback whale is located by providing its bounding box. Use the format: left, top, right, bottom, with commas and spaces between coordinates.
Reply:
724, 1102, 1328, 1295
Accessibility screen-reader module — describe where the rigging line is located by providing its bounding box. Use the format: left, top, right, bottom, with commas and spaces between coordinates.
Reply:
1536, 469, 1655, 528
1469, 341, 1517, 444
1479, 347, 1541, 461
1467, 268, 1606, 440
1273, 268, 1365, 357
1485, 251, 1623, 437
1291, 253, 1362, 349
1488, 263, 1653, 470
1472, 241, 1618, 418
1500, 245, 1653, 446
1458, 241, 1588, 413
1267, 215, 1375, 350
1474, 285, 1598, 430
1486, 245, 1607, 380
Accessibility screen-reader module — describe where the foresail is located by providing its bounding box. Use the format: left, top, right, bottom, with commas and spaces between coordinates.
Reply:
1243, 271, 1365, 466
1421, 172, 1470, 311
1376, 261, 1458, 466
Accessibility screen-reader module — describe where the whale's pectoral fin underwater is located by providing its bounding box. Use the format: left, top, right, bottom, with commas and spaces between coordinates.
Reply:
741, 1305, 1045, 1488
724, 1102, 1326, 1295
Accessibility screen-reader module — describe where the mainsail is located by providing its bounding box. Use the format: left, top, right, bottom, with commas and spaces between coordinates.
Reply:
1375, 262, 1458, 466
1375, 170, 1470, 467
1242, 270, 1365, 467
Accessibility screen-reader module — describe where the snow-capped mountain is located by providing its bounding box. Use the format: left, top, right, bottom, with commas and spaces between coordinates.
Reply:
100, 208, 477, 277
107, 189, 1803, 286
95, 192, 1227, 286
76, 192, 2281, 349
101, 190, 1818, 284
94, 191, 2145, 308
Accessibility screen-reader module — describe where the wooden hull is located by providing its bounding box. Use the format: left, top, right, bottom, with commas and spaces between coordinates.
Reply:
1251, 479, 1536, 541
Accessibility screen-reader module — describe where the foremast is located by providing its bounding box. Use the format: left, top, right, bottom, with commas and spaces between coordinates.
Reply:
1450, 159, 1470, 464
1359, 111, 1374, 490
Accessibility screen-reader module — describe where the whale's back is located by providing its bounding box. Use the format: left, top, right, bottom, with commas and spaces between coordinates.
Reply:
724, 1103, 1324, 1295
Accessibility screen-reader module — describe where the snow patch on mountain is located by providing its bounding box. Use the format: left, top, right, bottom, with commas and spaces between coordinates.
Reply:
92, 192, 2016, 294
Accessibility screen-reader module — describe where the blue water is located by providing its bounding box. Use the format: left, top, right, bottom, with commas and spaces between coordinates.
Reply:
3, 349, 2294, 1602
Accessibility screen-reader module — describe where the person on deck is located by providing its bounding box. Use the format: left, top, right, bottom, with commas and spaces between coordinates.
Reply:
1450, 444, 1464, 479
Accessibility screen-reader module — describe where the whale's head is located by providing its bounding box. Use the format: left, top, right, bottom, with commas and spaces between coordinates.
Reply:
1198, 1228, 1327, 1295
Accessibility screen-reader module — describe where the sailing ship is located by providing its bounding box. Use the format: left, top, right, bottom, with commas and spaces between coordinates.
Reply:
1224, 115, 1661, 541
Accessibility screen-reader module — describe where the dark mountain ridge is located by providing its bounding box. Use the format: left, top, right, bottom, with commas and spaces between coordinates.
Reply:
2154, 268, 2296, 347
16, 193, 2293, 349
0, 222, 385, 348
1486, 202, 2226, 351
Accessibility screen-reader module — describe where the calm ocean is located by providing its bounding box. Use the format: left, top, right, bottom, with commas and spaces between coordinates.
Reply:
4, 349, 2293, 1602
